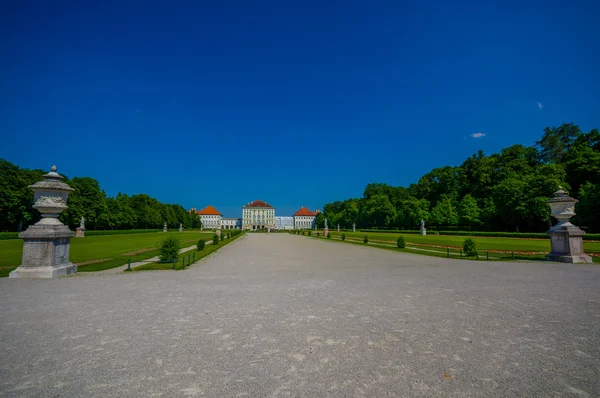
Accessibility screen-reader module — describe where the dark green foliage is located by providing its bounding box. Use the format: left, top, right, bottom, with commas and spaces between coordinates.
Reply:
308, 230, 312, 236
220, 233, 224, 241
397, 236, 406, 248
302, 231, 305, 235
463, 238, 477, 257
364, 235, 369, 244
317, 232, 320, 237
197, 239, 205, 251
327, 232, 331, 239
213, 234, 219, 245
159, 237, 180, 262
0, 232, 19, 240
341, 233, 346, 241
316, 123, 600, 233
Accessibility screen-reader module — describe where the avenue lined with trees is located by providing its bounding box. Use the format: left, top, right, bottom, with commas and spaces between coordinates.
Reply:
318, 123, 600, 233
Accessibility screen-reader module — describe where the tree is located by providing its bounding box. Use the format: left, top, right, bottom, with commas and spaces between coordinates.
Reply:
536, 123, 582, 164
576, 182, 600, 232
359, 194, 396, 228
430, 195, 458, 226
459, 194, 480, 230
61, 177, 108, 230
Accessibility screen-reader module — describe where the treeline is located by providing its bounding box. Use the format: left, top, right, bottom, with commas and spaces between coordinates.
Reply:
318, 123, 600, 233
0, 159, 201, 231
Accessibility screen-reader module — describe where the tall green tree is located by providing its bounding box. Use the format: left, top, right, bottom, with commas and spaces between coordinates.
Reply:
459, 194, 480, 230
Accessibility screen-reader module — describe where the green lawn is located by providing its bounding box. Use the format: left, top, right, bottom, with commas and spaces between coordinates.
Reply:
323, 231, 600, 253
133, 233, 243, 271
306, 231, 599, 263
0, 231, 215, 277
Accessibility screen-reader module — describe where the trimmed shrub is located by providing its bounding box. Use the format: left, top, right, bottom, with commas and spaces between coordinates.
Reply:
308, 231, 312, 236
327, 233, 331, 239
397, 236, 406, 248
341, 233, 346, 241
197, 239, 205, 251
220, 233, 225, 241
302, 231, 305, 235
159, 237, 180, 262
213, 234, 219, 245
463, 238, 477, 257
317, 232, 320, 237
434, 231, 440, 235
364, 235, 369, 244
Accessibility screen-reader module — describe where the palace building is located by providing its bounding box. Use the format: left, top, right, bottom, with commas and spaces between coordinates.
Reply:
242, 200, 275, 231
192, 201, 318, 231
293, 206, 317, 230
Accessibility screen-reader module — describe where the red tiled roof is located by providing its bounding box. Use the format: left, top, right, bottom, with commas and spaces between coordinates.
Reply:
293, 206, 316, 216
244, 200, 274, 208
197, 205, 222, 215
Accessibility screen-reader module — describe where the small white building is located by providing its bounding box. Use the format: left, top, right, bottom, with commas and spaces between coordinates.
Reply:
275, 216, 294, 230
221, 218, 242, 229
293, 206, 317, 229
196, 205, 222, 229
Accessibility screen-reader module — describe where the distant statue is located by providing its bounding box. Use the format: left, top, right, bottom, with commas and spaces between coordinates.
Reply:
79, 217, 85, 230
420, 219, 425, 230
324, 218, 328, 229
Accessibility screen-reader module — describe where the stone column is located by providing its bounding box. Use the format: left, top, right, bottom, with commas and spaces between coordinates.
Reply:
163, 222, 168, 232
545, 188, 592, 263
352, 223, 356, 232
10, 166, 77, 278
179, 223, 183, 232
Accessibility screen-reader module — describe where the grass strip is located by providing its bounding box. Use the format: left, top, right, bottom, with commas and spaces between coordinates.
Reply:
132, 233, 244, 271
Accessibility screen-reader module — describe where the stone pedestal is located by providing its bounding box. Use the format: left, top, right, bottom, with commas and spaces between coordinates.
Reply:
337, 224, 340, 232
545, 188, 592, 264
10, 165, 77, 279
420, 228, 426, 236
352, 223, 356, 232
324, 227, 329, 237
546, 225, 592, 263
75, 227, 85, 238
10, 225, 76, 278
179, 223, 183, 232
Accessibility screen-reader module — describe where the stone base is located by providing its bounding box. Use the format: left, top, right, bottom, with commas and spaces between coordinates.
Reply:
420, 229, 426, 236
75, 228, 85, 238
9, 262, 77, 279
324, 228, 329, 237
545, 253, 593, 264
546, 224, 593, 264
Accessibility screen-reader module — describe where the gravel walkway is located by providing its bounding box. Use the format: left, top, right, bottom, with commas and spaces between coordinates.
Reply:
0, 233, 599, 397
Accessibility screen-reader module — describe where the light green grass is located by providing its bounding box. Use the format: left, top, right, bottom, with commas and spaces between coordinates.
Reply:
325, 231, 600, 253
0, 231, 215, 276
309, 232, 600, 263
133, 233, 243, 271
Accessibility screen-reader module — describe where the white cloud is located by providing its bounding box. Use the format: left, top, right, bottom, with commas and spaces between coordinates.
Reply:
536, 101, 543, 109
470, 132, 486, 139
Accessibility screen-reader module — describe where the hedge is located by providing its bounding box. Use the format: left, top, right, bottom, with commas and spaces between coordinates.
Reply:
357, 229, 600, 241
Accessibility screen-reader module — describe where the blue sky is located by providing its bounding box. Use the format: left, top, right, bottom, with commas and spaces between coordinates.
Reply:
1, 0, 599, 217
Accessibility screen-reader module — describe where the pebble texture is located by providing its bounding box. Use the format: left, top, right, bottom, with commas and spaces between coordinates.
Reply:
0, 233, 599, 397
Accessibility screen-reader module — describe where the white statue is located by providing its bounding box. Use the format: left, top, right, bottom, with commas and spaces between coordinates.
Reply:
324, 218, 328, 229
79, 217, 85, 230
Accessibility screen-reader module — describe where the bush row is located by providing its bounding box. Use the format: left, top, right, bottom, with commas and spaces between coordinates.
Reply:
357, 229, 600, 240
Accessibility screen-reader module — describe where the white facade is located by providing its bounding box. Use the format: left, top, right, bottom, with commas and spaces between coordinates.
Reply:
200, 214, 222, 229
221, 218, 242, 229
242, 201, 275, 230
275, 216, 294, 230
294, 215, 315, 229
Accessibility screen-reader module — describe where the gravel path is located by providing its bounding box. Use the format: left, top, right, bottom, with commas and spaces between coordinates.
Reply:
1, 233, 599, 397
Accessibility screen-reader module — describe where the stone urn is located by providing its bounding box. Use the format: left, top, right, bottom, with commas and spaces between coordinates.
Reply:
10, 166, 77, 278
545, 187, 592, 263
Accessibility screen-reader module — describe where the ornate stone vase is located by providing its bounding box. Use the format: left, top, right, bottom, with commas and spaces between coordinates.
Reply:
545, 188, 592, 264
10, 166, 77, 278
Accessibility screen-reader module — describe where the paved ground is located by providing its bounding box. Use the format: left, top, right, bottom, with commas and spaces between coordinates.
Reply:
1, 234, 599, 397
